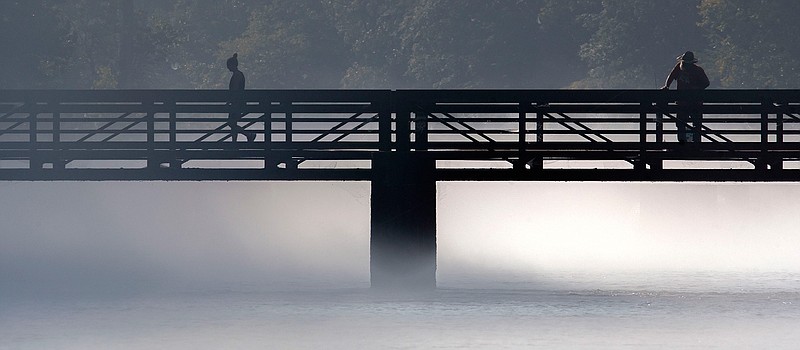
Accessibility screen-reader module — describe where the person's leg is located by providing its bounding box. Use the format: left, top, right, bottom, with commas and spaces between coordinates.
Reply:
691, 111, 702, 143
231, 124, 239, 142
676, 111, 689, 143
231, 111, 255, 142
228, 112, 242, 142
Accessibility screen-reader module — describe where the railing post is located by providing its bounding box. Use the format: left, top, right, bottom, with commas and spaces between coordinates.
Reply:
28, 101, 42, 170
168, 100, 176, 147
656, 103, 664, 144
52, 105, 65, 170
758, 101, 769, 170
261, 97, 273, 169
284, 101, 297, 170
146, 99, 157, 169
413, 108, 428, 151
378, 92, 392, 152
535, 102, 545, 143
776, 106, 784, 145
772, 102, 783, 170
515, 101, 528, 171
168, 99, 181, 169
395, 96, 411, 152
531, 101, 546, 170
636, 102, 648, 171
285, 103, 293, 146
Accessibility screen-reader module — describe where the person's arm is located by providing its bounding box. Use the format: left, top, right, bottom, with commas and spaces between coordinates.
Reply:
698, 67, 710, 89
661, 63, 680, 90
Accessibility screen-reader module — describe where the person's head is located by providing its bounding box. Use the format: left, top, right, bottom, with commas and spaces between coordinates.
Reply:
677, 51, 698, 63
226, 53, 239, 72
677, 51, 698, 70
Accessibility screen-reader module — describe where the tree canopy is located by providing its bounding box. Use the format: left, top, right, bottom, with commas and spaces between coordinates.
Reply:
2, 0, 798, 89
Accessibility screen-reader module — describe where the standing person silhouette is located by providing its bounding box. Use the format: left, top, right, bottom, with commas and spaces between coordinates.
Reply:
227, 53, 254, 142
661, 51, 710, 144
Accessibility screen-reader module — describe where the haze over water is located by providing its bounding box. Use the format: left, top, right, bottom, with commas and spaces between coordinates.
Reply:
2, 181, 800, 349
4, 1, 800, 347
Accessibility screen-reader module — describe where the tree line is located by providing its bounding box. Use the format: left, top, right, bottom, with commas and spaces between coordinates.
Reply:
2, 0, 798, 89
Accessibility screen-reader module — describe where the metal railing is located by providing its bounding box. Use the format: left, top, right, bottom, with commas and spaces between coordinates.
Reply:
1, 89, 799, 180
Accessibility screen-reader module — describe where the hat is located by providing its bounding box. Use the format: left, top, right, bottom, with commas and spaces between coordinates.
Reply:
226, 53, 239, 70
677, 51, 698, 63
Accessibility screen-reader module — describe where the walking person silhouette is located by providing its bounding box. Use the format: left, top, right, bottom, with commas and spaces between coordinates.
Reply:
227, 53, 254, 142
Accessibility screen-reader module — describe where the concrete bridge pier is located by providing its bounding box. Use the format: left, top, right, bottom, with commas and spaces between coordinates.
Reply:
370, 152, 437, 290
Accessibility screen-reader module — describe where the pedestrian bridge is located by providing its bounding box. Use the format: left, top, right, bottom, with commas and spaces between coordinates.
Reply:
2, 89, 799, 288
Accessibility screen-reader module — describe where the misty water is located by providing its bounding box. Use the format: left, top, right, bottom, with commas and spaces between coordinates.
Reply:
3, 182, 800, 349
3, 271, 800, 349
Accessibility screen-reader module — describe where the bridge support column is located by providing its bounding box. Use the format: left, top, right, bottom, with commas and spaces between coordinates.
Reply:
370, 152, 437, 290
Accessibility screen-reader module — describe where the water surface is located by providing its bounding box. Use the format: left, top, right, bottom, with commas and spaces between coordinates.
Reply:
3, 271, 799, 349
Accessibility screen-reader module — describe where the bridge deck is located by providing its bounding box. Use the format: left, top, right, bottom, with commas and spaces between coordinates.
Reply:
2, 89, 799, 181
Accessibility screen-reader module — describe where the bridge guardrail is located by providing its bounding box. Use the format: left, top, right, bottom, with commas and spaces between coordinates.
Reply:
1, 89, 799, 179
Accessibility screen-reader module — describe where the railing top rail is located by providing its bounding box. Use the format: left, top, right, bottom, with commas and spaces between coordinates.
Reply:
1, 89, 799, 105
394, 89, 800, 104
0, 89, 393, 104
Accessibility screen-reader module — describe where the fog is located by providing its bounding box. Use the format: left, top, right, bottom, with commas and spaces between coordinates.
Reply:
4, 182, 800, 349
0, 182, 371, 295
3, 181, 800, 296
439, 182, 800, 274
4, 1, 800, 347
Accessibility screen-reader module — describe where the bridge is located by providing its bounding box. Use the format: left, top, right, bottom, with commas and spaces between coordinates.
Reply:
2, 89, 800, 289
